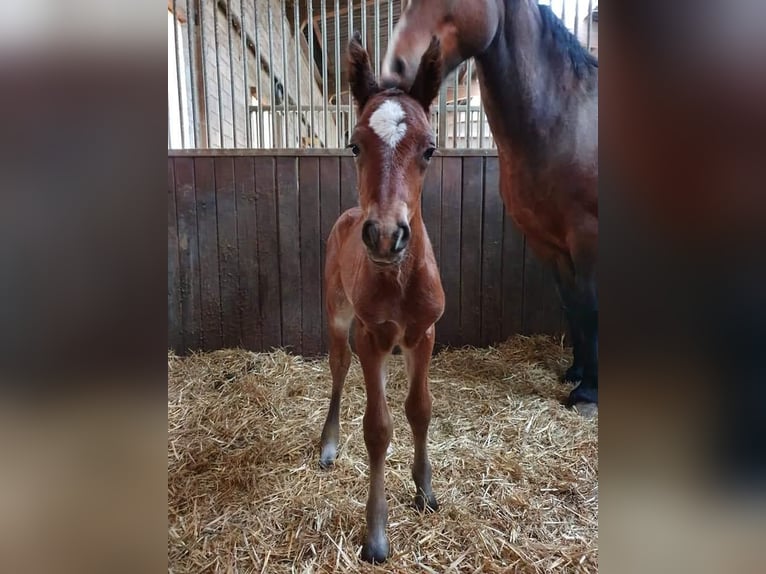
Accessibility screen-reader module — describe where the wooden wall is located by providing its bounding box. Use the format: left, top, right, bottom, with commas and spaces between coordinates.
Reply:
168, 150, 563, 355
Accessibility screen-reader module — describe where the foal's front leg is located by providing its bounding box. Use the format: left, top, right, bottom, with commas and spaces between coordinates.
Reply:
403, 326, 438, 512
356, 327, 393, 564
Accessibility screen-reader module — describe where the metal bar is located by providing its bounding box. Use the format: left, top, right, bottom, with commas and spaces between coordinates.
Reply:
281, 0, 289, 147
478, 80, 485, 148
171, 1, 186, 148
226, 0, 238, 147
438, 81, 447, 147
452, 69, 458, 147
334, 0, 342, 147
185, 0, 200, 147
347, 0, 354, 131
574, 0, 580, 40
198, 0, 211, 147
361, 0, 367, 48
465, 59, 472, 149
560, 0, 566, 24
254, 0, 265, 147
307, 0, 315, 147
267, 1, 277, 147
240, 0, 251, 147
321, 0, 329, 146
294, 0, 302, 146
213, 0, 225, 147
586, 0, 593, 51
374, 0, 380, 77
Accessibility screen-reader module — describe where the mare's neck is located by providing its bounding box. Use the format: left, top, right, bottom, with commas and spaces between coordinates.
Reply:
475, 0, 589, 163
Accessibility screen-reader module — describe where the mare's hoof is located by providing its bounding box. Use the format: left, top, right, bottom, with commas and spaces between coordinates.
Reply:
563, 364, 583, 384
361, 537, 390, 564
318, 444, 337, 469
566, 384, 597, 417
573, 402, 598, 418
413, 492, 439, 513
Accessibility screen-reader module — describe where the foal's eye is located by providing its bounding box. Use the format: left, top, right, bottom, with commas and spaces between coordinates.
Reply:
423, 147, 436, 161
347, 143, 360, 157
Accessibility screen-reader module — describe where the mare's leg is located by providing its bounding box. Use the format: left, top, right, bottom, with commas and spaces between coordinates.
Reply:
403, 326, 438, 512
566, 252, 598, 410
357, 326, 393, 563
553, 260, 585, 383
319, 309, 353, 468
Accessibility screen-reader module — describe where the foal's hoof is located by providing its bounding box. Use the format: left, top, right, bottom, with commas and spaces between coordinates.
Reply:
318, 444, 337, 469
361, 537, 390, 564
563, 364, 583, 383
413, 492, 439, 513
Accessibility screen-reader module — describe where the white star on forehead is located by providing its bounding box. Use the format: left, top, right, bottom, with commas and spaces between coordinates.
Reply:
368, 99, 407, 148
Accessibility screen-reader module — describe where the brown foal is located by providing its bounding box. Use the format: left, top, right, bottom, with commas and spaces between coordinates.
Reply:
318, 34, 444, 564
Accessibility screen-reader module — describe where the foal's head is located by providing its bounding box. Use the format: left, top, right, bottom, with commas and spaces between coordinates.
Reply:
347, 33, 441, 267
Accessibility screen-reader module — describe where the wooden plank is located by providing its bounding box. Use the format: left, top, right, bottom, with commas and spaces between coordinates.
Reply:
438, 157, 462, 347
255, 157, 282, 349
299, 157, 323, 356
339, 155, 358, 212
501, 214, 525, 340
421, 156, 442, 267
460, 156, 483, 346
215, 157, 240, 348
480, 156, 503, 346
522, 246, 562, 335
234, 156, 261, 351
276, 156, 302, 352
174, 157, 201, 352
319, 156, 341, 352
195, 157, 223, 350
167, 158, 182, 353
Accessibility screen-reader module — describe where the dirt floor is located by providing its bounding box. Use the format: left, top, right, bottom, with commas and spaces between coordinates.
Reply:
168, 335, 598, 573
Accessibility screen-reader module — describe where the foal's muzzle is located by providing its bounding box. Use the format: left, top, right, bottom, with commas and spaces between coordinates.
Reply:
362, 219, 410, 265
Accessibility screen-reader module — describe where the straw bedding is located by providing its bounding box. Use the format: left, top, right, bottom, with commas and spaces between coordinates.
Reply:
168, 335, 598, 573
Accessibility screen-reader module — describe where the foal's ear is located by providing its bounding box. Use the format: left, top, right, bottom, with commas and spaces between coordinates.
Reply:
408, 36, 443, 112
348, 32, 380, 112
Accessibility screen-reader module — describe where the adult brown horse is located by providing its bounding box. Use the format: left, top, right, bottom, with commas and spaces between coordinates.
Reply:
318, 34, 444, 563
381, 0, 599, 412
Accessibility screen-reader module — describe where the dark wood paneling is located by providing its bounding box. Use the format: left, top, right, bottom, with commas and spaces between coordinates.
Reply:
254, 156, 281, 349
501, 214, 525, 340
276, 157, 302, 352
339, 155, 357, 213
460, 157, 483, 346
480, 157, 503, 346
299, 157, 323, 356
167, 159, 182, 352
319, 156, 341, 351
195, 157, 223, 349
234, 156, 261, 350
168, 152, 566, 355
439, 157, 462, 347
215, 157, 240, 348
173, 157, 201, 351
421, 156, 442, 267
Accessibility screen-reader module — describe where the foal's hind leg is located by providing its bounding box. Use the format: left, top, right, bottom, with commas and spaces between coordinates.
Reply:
319, 306, 353, 468
553, 259, 585, 383
403, 326, 438, 512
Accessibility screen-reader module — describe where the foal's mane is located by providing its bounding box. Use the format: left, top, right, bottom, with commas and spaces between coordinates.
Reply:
537, 4, 597, 79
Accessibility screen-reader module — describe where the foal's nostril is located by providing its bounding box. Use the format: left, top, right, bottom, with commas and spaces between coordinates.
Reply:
390, 222, 411, 254
362, 220, 380, 251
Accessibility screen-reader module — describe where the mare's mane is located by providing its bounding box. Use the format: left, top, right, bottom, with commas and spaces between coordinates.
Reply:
537, 4, 597, 79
